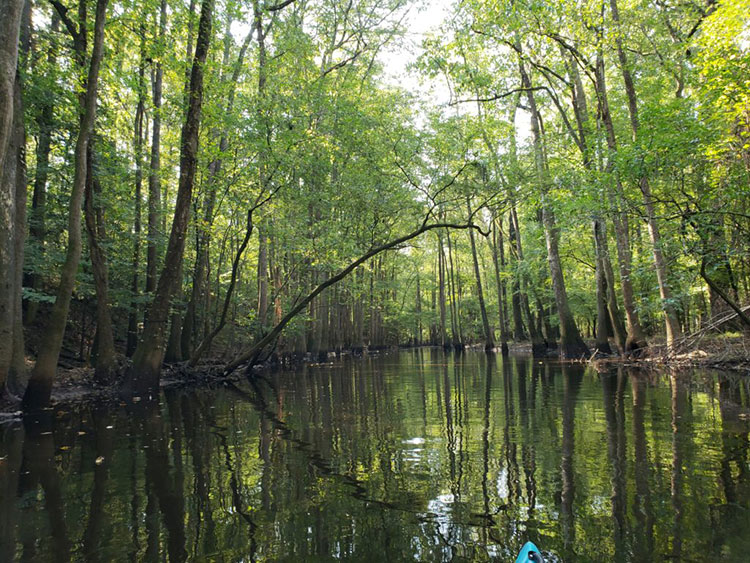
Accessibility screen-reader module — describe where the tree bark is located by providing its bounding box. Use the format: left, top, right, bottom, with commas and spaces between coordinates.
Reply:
84, 146, 117, 382
0, 0, 25, 394
23, 0, 108, 409
1, 74, 26, 396
182, 19, 252, 357
124, 0, 214, 395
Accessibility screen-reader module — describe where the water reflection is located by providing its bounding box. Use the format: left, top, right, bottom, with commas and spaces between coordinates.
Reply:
1, 351, 749, 561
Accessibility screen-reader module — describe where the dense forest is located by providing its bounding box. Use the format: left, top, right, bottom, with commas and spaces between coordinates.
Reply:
0, 0, 748, 408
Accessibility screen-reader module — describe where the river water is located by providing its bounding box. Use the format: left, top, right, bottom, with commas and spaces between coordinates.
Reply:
1, 350, 749, 562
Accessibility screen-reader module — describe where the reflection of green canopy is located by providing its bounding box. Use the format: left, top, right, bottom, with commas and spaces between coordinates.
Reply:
515, 541, 544, 563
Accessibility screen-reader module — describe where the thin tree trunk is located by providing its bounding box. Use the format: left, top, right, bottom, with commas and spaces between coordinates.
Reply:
127, 30, 147, 356
565, 45, 620, 355
491, 213, 509, 355
84, 146, 116, 382
508, 205, 526, 341
594, 219, 613, 355
25, 14, 59, 326
438, 232, 449, 348
467, 197, 494, 350
146, 0, 167, 294
257, 224, 269, 333
446, 229, 463, 349
23, 0, 109, 409
125, 0, 214, 394
600, 224, 628, 353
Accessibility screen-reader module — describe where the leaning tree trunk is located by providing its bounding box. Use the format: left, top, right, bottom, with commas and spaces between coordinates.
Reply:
124, 0, 214, 395
23, 0, 108, 410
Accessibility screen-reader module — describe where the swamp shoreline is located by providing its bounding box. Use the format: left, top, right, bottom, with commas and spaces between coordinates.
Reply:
2, 336, 748, 418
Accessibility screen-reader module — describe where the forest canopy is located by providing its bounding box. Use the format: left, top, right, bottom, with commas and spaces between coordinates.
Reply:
1, 0, 749, 407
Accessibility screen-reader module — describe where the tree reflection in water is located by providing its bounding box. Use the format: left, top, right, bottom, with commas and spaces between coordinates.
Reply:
1, 350, 749, 561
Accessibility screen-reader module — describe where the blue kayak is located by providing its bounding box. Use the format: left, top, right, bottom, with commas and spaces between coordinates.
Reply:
515, 541, 544, 563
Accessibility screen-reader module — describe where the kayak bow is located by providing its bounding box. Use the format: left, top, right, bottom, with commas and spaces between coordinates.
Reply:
514, 541, 544, 563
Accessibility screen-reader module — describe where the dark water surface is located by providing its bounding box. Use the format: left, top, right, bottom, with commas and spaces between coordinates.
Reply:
2, 350, 750, 562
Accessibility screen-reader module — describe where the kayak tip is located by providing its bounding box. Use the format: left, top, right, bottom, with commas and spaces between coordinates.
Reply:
514, 541, 544, 563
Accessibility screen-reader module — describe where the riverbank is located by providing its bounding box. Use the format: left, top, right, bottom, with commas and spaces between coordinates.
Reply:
2, 336, 749, 417
593, 333, 750, 374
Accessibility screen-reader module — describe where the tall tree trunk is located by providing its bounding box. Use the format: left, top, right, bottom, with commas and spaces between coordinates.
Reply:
84, 146, 117, 382
594, 219, 613, 355
414, 273, 422, 345
146, 0, 167, 295
594, 53, 647, 353
0, 0, 23, 168
507, 205, 526, 341
257, 224, 269, 334
127, 29, 147, 356
438, 232, 449, 348
1, 74, 26, 396
446, 229, 463, 349
516, 40, 588, 358
599, 223, 628, 353
491, 213, 510, 355
182, 17, 252, 357
565, 46, 619, 355
467, 198, 494, 350
0, 0, 25, 395
125, 0, 214, 394
23, 0, 109, 409
506, 104, 531, 345
609, 0, 682, 347
25, 14, 59, 325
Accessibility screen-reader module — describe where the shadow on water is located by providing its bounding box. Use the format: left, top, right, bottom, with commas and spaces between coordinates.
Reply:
1, 350, 750, 561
